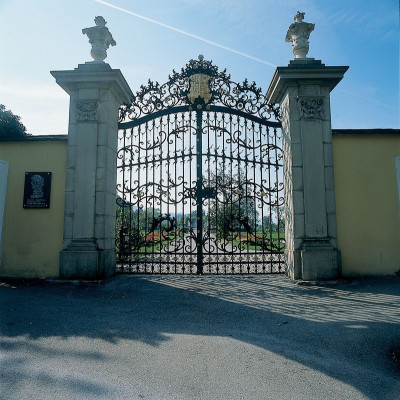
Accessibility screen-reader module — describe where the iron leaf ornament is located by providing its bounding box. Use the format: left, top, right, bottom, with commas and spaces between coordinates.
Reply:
119, 55, 281, 123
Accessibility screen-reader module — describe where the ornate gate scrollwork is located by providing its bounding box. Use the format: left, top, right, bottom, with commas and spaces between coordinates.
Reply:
116, 55, 284, 274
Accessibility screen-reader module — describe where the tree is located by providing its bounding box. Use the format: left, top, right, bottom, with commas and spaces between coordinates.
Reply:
262, 215, 271, 230
276, 205, 285, 234
0, 105, 28, 137
207, 165, 259, 240
184, 211, 197, 229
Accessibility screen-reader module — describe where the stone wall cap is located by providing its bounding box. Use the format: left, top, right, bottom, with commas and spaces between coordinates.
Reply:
0, 135, 68, 142
332, 128, 400, 136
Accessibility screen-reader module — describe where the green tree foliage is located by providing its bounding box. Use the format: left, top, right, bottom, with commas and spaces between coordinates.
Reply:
207, 165, 259, 240
0, 104, 28, 137
138, 207, 161, 231
263, 206, 285, 234
184, 211, 197, 229
116, 201, 161, 235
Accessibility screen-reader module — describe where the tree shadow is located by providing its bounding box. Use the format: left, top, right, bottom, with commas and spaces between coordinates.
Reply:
1, 275, 400, 399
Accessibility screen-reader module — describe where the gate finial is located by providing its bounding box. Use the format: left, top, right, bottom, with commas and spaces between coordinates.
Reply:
82, 16, 116, 63
285, 11, 315, 59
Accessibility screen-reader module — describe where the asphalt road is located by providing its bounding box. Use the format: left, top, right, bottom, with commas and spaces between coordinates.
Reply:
1, 275, 399, 399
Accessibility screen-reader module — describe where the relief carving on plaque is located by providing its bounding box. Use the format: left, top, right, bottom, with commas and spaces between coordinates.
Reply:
76, 101, 99, 121
297, 96, 325, 120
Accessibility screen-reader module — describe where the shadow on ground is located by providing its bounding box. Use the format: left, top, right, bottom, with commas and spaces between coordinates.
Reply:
1, 275, 400, 399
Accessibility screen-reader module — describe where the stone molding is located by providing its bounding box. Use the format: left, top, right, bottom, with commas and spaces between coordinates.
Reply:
280, 96, 290, 134
75, 100, 99, 121
297, 96, 325, 120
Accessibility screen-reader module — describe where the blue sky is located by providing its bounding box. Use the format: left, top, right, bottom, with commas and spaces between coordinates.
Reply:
0, 0, 398, 135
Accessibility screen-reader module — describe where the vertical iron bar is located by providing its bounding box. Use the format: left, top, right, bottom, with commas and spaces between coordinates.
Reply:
237, 116, 243, 274
121, 129, 126, 271
274, 127, 281, 272
196, 109, 203, 275
174, 114, 178, 273
252, 120, 257, 273
166, 115, 171, 273
151, 118, 156, 273
244, 118, 249, 273
259, 123, 265, 273
267, 126, 273, 272
190, 111, 194, 273
135, 127, 140, 273
214, 112, 219, 274
229, 114, 234, 274
181, 113, 185, 274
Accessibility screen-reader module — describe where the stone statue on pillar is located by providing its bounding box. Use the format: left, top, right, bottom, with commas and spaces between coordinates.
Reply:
285, 11, 315, 59
82, 16, 116, 62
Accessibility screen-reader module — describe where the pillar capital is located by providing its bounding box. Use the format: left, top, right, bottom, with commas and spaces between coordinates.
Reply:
266, 60, 348, 104
51, 62, 132, 105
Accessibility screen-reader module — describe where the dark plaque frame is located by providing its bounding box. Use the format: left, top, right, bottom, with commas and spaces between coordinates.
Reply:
23, 172, 52, 209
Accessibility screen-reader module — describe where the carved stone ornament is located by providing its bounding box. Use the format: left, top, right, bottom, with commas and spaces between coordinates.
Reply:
82, 16, 116, 62
76, 101, 99, 121
297, 96, 325, 120
188, 73, 212, 105
285, 11, 315, 59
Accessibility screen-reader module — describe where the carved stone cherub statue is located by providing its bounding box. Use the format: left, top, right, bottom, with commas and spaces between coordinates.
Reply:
82, 16, 116, 62
285, 11, 315, 59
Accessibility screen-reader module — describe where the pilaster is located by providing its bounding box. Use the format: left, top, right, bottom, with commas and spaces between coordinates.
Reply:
267, 59, 348, 280
51, 62, 133, 279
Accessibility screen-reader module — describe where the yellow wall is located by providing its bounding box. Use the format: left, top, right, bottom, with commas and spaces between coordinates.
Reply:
1, 134, 398, 278
0, 138, 67, 278
333, 133, 400, 276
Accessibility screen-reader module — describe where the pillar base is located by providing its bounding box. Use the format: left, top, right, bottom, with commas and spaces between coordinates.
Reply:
300, 240, 341, 281
286, 241, 341, 281
60, 239, 115, 280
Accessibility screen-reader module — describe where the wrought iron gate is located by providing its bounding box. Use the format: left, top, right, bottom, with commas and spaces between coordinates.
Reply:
116, 56, 284, 274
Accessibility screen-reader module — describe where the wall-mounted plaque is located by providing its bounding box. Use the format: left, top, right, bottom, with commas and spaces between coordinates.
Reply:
23, 172, 52, 209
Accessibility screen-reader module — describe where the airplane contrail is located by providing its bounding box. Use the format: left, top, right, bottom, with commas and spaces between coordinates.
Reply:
95, 0, 398, 115
94, 0, 277, 68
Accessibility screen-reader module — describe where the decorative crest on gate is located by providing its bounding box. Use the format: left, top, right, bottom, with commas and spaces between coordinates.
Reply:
188, 73, 212, 105
119, 55, 281, 122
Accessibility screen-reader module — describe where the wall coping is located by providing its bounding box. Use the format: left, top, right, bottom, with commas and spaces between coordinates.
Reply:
332, 129, 400, 136
1, 130, 398, 141
0, 135, 68, 142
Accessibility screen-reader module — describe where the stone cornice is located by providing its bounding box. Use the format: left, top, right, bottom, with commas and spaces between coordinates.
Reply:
51, 63, 133, 105
266, 61, 349, 104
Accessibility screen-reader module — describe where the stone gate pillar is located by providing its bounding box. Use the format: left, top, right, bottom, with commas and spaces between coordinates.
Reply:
266, 12, 348, 280
51, 17, 133, 279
